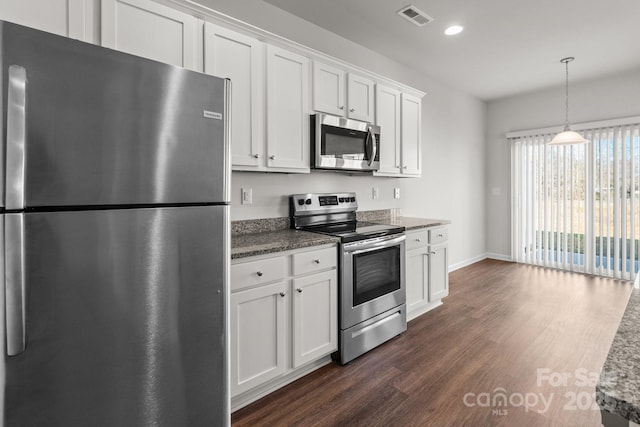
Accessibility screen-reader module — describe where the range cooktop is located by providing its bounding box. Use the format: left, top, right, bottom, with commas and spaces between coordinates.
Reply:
290, 192, 405, 243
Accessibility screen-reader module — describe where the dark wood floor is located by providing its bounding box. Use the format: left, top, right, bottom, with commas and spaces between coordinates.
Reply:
231, 259, 632, 426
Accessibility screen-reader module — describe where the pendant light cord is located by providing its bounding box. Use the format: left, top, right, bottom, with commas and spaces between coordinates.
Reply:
564, 59, 569, 129
560, 57, 574, 131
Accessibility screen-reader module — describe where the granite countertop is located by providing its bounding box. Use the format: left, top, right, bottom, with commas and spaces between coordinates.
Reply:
230, 211, 449, 259
596, 286, 640, 423
231, 229, 339, 259
368, 216, 450, 231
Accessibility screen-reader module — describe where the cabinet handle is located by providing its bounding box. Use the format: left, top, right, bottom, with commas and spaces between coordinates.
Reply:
431, 251, 436, 255
313, 259, 320, 264
349, 108, 355, 112
256, 271, 263, 277
339, 106, 345, 110
415, 238, 421, 242
438, 233, 444, 237
253, 153, 260, 159
296, 288, 303, 293
270, 155, 275, 160
279, 292, 286, 297
403, 165, 408, 169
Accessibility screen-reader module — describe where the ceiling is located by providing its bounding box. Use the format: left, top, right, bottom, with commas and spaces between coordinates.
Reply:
262, 0, 640, 101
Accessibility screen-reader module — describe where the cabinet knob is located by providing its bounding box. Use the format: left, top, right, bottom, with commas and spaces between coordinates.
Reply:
349, 108, 355, 112
339, 106, 345, 110
313, 259, 321, 264
415, 238, 421, 242
431, 251, 436, 255
256, 271, 263, 277
296, 288, 303, 293
253, 154, 260, 159
438, 233, 444, 237
270, 155, 276, 160
279, 292, 286, 297
403, 165, 408, 169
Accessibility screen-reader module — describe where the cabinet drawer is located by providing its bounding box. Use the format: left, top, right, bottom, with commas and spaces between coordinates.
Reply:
231, 256, 286, 291
429, 227, 448, 244
405, 230, 429, 251
292, 246, 337, 276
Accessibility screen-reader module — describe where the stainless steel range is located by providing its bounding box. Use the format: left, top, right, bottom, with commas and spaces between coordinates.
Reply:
290, 192, 407, 364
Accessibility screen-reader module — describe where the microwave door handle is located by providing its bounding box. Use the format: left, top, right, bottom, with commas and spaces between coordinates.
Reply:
367, 128, 377, 167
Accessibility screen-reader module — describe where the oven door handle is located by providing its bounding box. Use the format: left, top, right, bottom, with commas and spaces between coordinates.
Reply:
343, 234, 405, 254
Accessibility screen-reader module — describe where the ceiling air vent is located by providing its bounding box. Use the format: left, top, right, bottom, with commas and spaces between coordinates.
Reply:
397, 5, 434, 27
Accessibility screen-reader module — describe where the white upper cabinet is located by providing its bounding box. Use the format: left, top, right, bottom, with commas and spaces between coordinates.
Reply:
375, 84, 402, 175
401, 93, 422, 176
0, 0, 96, 41
312, 62, 346, 116
101, 0, 199, 70
347, 73, 375, 123
312, 61, 375, 123
266, 45, 310, 172
204, 23, 264, 169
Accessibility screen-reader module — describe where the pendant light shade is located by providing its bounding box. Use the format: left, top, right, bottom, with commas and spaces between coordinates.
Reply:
548, 57, 588, 145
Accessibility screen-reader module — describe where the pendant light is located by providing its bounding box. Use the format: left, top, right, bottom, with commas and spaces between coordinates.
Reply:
548, 57, 588, 145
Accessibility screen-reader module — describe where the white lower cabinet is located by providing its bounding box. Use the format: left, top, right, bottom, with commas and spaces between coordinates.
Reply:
292, 270, 337, 368
230, 281, 288, 396
405, 227, 449, 321
230, 245, 337, 409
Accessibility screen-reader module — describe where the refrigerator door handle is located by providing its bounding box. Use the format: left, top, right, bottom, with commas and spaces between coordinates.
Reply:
5, 213, 26, 356
6, 65, 27, 211
223, 78, 232, 203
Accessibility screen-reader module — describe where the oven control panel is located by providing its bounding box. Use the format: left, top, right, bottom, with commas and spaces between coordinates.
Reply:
290, 192, 357, 216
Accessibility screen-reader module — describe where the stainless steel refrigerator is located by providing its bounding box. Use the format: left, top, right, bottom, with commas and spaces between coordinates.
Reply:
0, 21, 230, 426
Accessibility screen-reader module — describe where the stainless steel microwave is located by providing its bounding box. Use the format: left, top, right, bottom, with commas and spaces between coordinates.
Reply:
311, 113, 380, 172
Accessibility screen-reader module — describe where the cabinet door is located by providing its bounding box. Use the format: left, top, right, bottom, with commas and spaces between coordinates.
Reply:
401, 93, 422, 176
204, 23, 264, 169
406, 247, 429, 313
347, 73, 374, 122
230, 282, 288, 396
375, 84, 402, 175
312, 61, 345, 116
292, 270, 337, 368
428, 244, 449, 301
101, 0, 199, 70
266, 45, 310, 172
0, 0, 94, 41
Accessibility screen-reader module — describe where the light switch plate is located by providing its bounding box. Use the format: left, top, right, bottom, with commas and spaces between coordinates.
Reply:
372, 187, 379, 200
241, 188, 252, 205
394, 188, 400, 199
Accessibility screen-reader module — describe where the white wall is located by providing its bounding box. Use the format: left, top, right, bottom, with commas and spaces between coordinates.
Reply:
486, 68, 640, 258
179, 0, 487, 268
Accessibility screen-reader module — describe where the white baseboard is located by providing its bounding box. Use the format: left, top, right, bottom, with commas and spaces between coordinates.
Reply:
447, 253, 513, 272
448, 254, 487, 272
486, 253, 512, 262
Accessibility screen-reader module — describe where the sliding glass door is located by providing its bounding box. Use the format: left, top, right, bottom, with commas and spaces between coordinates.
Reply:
511, 121, 640, 280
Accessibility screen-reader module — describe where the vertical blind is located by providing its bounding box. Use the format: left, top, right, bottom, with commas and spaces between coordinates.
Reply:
510, 119, 640, 280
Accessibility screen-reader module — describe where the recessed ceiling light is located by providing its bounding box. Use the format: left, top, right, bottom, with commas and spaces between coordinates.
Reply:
444, 25, 464, 36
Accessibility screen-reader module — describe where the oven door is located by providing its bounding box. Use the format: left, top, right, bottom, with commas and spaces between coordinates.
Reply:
313, 114, 380, 171
340, 234, 405, 329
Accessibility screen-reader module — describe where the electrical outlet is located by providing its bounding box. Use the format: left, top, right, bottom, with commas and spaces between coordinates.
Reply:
241, 188, 252, 205
394, 188, 400, 199
372, 187, 379, 200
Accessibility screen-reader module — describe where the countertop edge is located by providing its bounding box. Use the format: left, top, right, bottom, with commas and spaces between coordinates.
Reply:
596, 287, 640, 424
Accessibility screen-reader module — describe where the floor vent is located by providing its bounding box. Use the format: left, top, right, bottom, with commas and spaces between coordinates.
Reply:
397, 5, 434, 27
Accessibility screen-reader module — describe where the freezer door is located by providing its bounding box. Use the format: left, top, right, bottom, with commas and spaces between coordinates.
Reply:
1, 206, 229, 427
1, 22, 230, 208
